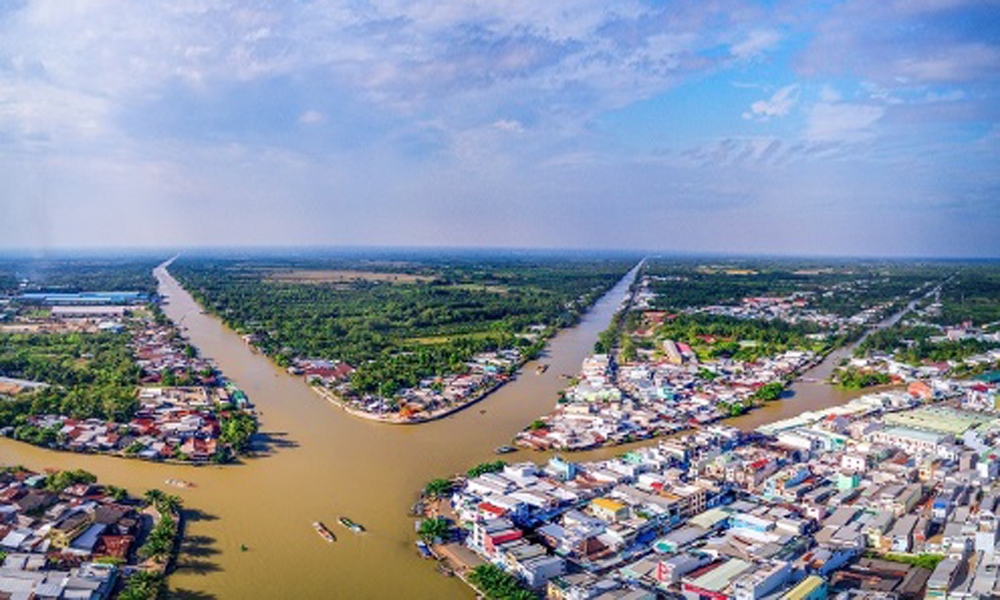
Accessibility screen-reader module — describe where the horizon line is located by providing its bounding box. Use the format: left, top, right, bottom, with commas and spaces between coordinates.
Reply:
0, 244, 999, 262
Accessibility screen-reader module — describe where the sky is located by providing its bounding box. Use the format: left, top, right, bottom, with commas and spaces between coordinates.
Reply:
1, 0, 998, 258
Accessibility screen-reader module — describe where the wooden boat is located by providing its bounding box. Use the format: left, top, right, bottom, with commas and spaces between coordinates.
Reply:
339, 516, 365, 533
164, 479, 195, 488
416, 540, 434, 559
535, 363, 549, 374
437, 564, 455, 577
313, 521, 336, 542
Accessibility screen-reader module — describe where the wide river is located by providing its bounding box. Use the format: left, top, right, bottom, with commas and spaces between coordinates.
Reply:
0, 263, 897, 598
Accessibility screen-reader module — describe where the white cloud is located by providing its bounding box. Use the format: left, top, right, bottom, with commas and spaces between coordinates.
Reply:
743, 84, 800, 121
491, 119, 524, 133
819, 85, 842, 103
731, 30, 781, 60
895, 43, 1000, 83
298, 110, 326, 125
806, 102, 885, 140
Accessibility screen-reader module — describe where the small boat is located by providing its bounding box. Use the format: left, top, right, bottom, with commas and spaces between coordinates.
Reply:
535, 364, 549, 374
416, 540, 434, 559
494, 445, 516, 455
339, 516, 365, 534
164, 479, 194, 488
437, 564, 454, 577
313, 521, 336, 543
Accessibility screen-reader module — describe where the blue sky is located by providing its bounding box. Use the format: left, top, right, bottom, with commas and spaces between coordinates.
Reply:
0, 0, 998, 257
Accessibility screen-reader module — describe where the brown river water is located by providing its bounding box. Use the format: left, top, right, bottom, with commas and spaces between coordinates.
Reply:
0, 262, 890, 598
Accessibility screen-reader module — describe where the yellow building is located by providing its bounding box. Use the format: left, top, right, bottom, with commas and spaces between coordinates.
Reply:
590, 498, 630, 523
780, 575, 827, 600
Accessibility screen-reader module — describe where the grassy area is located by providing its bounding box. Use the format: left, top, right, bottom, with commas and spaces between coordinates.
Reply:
405, 331, 499, 345
865, 550, 944, 571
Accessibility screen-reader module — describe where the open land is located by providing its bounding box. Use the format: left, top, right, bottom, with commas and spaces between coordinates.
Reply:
263, 269, 436, 285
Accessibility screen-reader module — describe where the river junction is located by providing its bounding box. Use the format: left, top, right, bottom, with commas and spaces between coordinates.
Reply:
0, 262, 903, 598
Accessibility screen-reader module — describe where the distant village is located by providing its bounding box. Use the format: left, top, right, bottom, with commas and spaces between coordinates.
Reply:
834, 300, 1000, 387
0, 291, 255, 463
516, 348, 816, 451
515, 278, 899, 452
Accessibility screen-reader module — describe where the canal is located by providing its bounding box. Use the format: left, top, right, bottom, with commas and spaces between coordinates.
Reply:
0, 263, 920, 597
0, 261, 640, 598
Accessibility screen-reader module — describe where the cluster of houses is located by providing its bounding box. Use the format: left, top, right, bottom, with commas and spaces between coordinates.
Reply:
836, 311, 1000, 385
516, 348, 815, 451
1, 295, 253, 463
514, 277, 946, 453
132, 321, 216, 385
440, 381, 1000, 599
312, 349, 523, 420
15, 384, 244, 462
632, 275, 895, 332
0, 468, 146, 599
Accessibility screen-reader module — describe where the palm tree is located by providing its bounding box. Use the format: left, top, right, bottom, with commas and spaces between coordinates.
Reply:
143, 489, 165, 508
417, 517, 450, 543
119, 571, 164, 600
139, 537, 171, 563
423, 478, 452, 499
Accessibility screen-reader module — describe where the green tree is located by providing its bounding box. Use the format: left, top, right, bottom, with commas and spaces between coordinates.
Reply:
753, 382, 785, 402
119, 571, 165, 600
468, 564, 535, 600
467, 461, 506, 478
423, 478, 453, 499
417, 517, 451, 542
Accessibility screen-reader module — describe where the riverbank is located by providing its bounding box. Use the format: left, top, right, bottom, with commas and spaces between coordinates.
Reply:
514, 285, 930, 453
311, 377, 510, 424
171, 257, 642, 427
0, 257, 640, 599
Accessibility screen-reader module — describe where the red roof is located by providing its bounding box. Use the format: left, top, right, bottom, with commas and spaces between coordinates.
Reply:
479, 502, 507, 516
488, 530, 523, 545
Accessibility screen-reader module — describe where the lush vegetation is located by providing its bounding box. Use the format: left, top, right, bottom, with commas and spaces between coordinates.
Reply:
0, 256, 159, 296
423, 478, 453, 499
932, 267, 1000, 326
172, 253, 636, 395
467, 564, 535, 600
44, 469, 97, 492
835, 367, 892, 389
0, 330, 141, 428
134, 489, 183, 595
752, 382, 785, 401
865, 551, 945, 571
644, 259, 941, 316
218, 410, 257, 454
417, 517, 451, 542
467, 460, 506, 478
650, 313, 840, 362
857, 324, 1000, 366
119, 570, 167, 600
